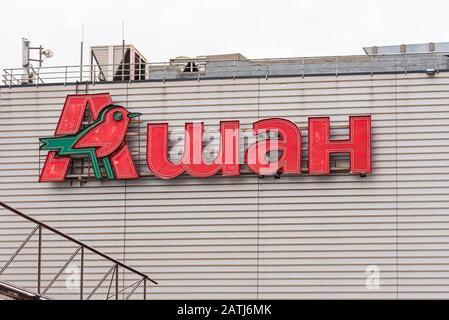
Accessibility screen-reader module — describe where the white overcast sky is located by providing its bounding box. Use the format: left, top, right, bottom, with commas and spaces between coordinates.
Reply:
1, 0, 448, 69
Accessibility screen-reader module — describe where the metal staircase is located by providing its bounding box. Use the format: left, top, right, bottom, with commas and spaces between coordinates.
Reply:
0, 280, 51, 300
0, 201, 157, 300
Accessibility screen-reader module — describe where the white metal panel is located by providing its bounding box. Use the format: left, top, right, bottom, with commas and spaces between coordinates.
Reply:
1, 72, 449, 299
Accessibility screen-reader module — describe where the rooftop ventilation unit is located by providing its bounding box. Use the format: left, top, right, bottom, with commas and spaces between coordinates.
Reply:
363, 42, 449, 55
169, 53, 247, 74
90, 44, 147, 81
170, 56, 206, 74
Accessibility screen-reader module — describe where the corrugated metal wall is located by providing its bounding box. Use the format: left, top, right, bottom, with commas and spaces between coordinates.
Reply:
1, 72, 449, 299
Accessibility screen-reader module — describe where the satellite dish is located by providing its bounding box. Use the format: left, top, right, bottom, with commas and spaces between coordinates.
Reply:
42, 49, 54, 59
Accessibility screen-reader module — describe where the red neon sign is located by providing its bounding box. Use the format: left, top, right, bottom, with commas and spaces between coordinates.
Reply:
308, 116, 372, 175
39, 93, 139, 181
38, 94, 372, 181
147, 121, 240, 179
245, 118, 301, 176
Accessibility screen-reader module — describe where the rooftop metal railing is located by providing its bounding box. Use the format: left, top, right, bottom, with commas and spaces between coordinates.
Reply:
0, 201, 157, 300
2, 52, 448, 87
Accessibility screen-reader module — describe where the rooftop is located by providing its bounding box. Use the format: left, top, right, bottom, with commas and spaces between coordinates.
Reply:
2, 42, 449, 87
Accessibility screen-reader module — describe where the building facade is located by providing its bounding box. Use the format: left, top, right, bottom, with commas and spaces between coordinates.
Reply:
1, 44, 449, 299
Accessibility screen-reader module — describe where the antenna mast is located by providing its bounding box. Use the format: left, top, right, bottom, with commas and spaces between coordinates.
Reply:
80, 22, 84, 82
21, 37, 53, 84
122, 20, 125, 81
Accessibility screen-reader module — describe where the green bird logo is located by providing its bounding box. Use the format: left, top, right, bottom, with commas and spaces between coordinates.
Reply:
40, 105, 141, 180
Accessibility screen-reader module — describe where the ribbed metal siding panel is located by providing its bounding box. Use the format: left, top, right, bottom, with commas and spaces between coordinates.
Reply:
1, 72, 449, 299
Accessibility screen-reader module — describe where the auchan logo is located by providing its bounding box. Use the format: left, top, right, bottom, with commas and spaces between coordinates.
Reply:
39, 93, 372, 182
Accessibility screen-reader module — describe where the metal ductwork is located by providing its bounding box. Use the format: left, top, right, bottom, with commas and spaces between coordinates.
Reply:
90, 44, 147, 81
